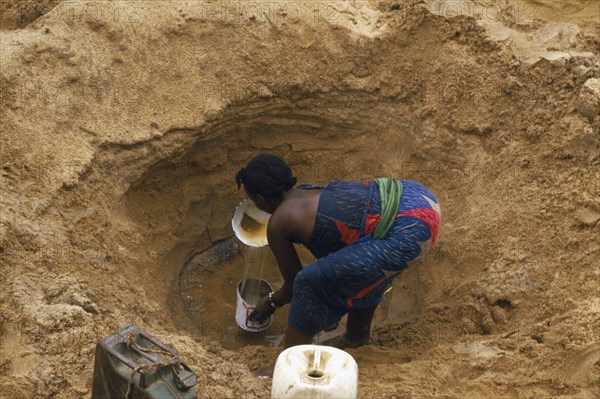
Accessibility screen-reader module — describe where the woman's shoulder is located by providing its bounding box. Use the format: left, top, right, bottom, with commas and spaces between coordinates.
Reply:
297, 182, 327, 189
270, 192, 318, 242
299, 179, 367, 187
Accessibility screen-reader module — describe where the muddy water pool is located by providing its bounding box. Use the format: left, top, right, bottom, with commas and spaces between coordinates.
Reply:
179, 239, 290, 349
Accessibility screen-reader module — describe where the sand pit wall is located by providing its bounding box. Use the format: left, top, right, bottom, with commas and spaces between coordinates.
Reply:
1, 1, 599, 398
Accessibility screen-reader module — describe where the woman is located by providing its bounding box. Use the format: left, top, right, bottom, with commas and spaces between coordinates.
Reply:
235, 154, 441, 349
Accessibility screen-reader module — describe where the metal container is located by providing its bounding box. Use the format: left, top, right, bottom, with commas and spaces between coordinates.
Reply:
236, 278, 274, 332
91, 325, 197, 399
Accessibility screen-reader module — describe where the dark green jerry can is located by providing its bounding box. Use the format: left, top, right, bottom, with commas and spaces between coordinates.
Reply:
91, 325, 197, 399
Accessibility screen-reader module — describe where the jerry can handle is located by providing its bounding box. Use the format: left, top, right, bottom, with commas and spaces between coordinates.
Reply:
173, 362, 197, 391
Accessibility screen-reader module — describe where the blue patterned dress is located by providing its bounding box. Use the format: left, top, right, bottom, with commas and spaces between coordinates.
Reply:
288, 179, 441, 336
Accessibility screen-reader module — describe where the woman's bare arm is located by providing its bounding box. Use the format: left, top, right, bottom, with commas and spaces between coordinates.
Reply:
267, 211, 303, 304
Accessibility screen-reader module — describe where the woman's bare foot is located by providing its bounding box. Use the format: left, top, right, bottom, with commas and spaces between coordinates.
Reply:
253, 364, 275, 378
321, 333, 370, 349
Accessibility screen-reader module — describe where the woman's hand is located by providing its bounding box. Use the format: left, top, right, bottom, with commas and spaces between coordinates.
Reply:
248, 294, 276, 323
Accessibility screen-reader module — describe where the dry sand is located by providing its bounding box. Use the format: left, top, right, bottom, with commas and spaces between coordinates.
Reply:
1, 0, 599, 398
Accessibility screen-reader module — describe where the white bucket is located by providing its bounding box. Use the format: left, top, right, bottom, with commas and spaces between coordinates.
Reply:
271, 345, 358, 399
231, 199, 270, 247
236, 278, 274, 332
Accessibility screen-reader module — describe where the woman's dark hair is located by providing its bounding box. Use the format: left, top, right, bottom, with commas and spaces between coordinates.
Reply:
235, 154, 297, 198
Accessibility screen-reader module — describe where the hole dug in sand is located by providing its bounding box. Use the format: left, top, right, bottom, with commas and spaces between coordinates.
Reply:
115, 96, 476, 352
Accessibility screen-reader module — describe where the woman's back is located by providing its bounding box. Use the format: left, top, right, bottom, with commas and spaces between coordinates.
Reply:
301, 179, 440, 259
